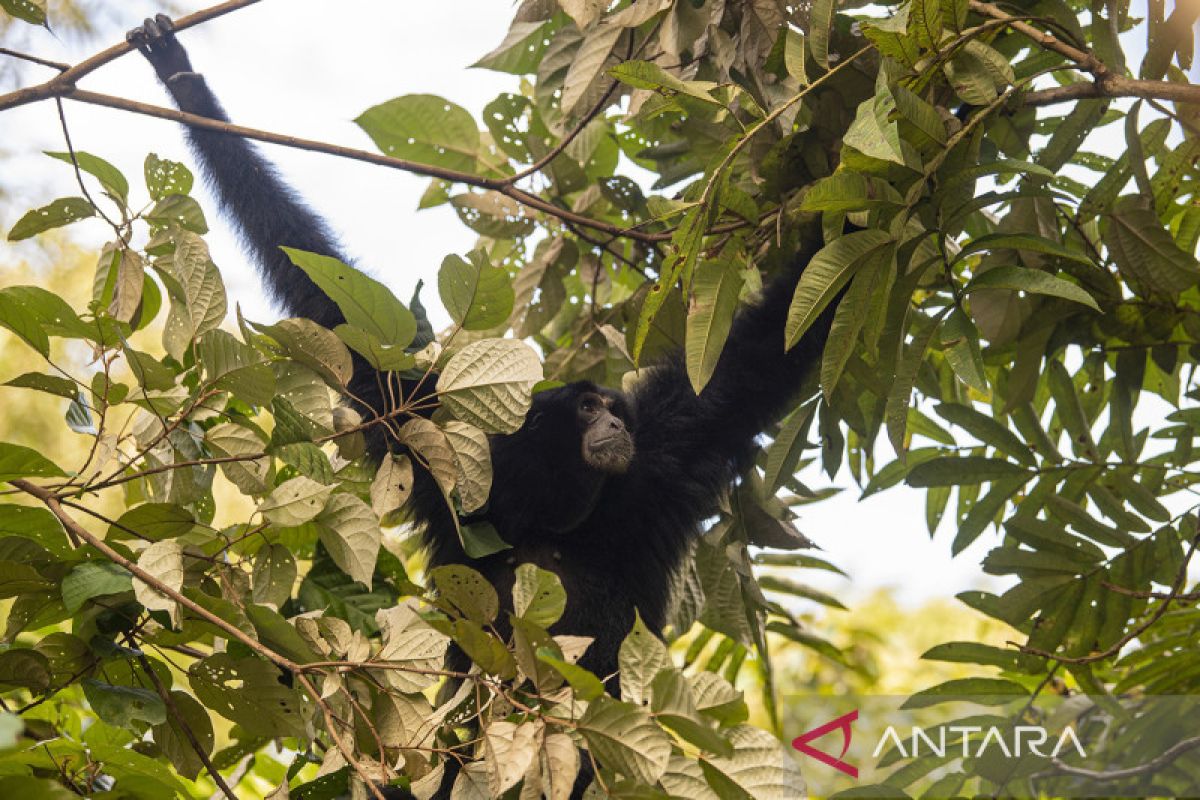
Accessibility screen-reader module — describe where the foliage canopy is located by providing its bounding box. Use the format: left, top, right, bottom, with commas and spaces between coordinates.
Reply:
0, 0, 1199, 797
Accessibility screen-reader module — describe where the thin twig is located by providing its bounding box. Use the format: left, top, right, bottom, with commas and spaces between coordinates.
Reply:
0, 47, 68, 71
1047, 734, 1200, 781
126, 637, 238, 800
9, 479, 301, 673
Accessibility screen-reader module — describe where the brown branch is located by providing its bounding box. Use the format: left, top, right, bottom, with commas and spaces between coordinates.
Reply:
127, 639, 237, 800
293, 671, 388, 800
51, 88, 674, 243
1022, 78, 1200, 106
0, 0, 260, 112
969, 0, 1200, 107
0, 47, 68, 71
1047, 734, 1200, 781
8, 479, 300, 674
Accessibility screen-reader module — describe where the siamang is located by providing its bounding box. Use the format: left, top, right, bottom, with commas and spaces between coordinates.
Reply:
129, 5, 829, 740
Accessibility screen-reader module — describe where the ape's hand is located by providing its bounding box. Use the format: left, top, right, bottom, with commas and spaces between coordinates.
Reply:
126, 14, 193, 83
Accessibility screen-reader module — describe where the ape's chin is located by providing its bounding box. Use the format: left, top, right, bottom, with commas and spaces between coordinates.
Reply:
584, 436, 634, 474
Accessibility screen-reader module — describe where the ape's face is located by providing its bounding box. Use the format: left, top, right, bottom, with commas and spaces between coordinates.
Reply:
518, 382, 635, 475
575, 388, 635, 474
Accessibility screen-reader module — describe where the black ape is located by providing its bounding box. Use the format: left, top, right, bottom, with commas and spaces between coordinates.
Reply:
128, 16, 829, 687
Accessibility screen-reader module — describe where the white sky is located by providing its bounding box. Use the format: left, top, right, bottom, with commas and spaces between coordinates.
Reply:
0, 1, 1179, 609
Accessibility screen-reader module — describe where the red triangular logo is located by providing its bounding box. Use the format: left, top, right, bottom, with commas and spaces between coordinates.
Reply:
792, 709, 858, 778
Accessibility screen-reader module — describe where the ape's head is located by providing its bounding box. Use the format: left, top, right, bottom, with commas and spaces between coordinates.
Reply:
518, 381, 636, 475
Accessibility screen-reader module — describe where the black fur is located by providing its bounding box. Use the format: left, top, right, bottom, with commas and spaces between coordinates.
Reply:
130, 11, 831, 778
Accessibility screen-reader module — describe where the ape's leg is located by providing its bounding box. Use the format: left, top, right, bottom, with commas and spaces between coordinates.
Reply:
127, 14, 347, 328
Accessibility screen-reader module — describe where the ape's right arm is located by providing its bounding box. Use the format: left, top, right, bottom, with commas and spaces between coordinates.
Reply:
128, 14, 346, 329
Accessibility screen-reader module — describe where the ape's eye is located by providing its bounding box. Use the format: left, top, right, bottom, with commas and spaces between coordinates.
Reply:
580, 398, 598, 413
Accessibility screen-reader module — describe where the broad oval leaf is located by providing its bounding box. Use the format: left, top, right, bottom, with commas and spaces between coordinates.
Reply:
436, 339, 542, 433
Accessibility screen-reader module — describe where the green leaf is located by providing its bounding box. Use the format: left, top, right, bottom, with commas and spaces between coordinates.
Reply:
0, 0, 46, 25
46, 151, 128, 202
808, 0, 835, 68
473, 20, 550, 74
578, 696, 672, 784
257, 317, 353, 387
0, 442, 65, 483
801, 173, 903, 213
314, 493, 381, 586
260, 476, 335, 527
944, 40, 1013, 104
438, 251, 516, 330
821, 241, 894, 397
953, 233, 1095, 267
0, 561, 53, 597
430, 564, 499, 624
451, 192, 536, 238
608, 60, 720, 105
901, 677, 1028, 708
109, 503, 195, 541
537, 649, 605, 701
618, 611, 670, 706
334, 325, 416, 372
144, 154, 194, 200
909, 0, 943, 47
146, 194, 208, 233
283, 248, 416, 348
785, 230, 893, 350
920, 641, 1033, 671
7, 197, 94, 241
512, 563, 567, 628
686, 258, 744, 394
844, 90, 905, 165
4, 372, 77, 398
356, 94, 480, 172
436, 339, 541, 434
940, 308, 987, 393
0, 649, 50, 692
1103, 196, 1200, 298
189, 653, 308, 738
152, 691, 214, 781
905, 456, 1029, 487
763, 401, 818, 495
966, 265, 1099, 311
62, 562, 133, 613
0, 294, 50, 357
934, 403, 1036, 466
155, 231, 226, 359
0, 504, 70, 555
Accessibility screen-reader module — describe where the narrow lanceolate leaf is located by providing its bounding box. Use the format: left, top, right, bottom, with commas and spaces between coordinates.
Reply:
282, 248, 416, 348
438, 251, 515, 330
0, 442, 66, 483
821, 242, 894, 398
578, 696, 672, 784
7, 197, 95, 241
940, 308, 988, 393
885, 317, 943, 456
442, 421, 492, 514
355, 94, 480, 173
46, 151, 129, 203
561, 22, 623, 116
1103, 196, 1200, 298
952, 233, 1095, 267
437, 339, 542, 433
905, 456, 1029, 487
934, 403, 1036, 466
259, 476, 334, 527
607, 60, 720, 104
762, 401, 818, 495
686, 259, 744, 394
965, 266, 1100, 311
786, 229, 893, 350
315, 493, 381, 586
808, 0, 836, 68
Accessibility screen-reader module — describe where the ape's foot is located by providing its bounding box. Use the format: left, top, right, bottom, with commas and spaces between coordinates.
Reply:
126, 13, 192, 81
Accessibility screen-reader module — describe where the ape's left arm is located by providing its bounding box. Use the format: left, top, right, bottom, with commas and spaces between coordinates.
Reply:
624, 251, 832, 520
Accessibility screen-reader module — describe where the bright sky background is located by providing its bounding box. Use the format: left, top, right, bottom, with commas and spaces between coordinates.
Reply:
0, 0, 1177, 608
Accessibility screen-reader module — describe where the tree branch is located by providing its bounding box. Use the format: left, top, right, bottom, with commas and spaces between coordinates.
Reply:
1048, 734, 1200, 781
1022, 77, 1200, 106
8, 478, 301, 674
970, 0, 1200, 106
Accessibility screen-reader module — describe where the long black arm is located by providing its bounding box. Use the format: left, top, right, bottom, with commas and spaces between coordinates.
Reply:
129, 14, 347, 330
624, 245, 831, 520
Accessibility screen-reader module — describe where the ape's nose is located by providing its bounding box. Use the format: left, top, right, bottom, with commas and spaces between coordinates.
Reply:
609, 417, 625, 432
